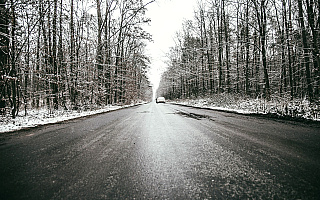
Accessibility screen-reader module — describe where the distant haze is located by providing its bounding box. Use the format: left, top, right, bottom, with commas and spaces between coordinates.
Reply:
145, 0, 197, 98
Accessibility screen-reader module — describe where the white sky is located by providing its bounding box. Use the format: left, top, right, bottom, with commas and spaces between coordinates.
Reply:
144, 0, 198, 95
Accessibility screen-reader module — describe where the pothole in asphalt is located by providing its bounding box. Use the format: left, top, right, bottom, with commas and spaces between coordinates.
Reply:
138, 111, 152, 114
175, 111, 214, 121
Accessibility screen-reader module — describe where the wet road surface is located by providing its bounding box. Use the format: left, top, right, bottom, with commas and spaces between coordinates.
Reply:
1, 103, 320, 199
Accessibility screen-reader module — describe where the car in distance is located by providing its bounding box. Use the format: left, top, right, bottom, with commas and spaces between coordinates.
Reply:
156, 97, 166, 103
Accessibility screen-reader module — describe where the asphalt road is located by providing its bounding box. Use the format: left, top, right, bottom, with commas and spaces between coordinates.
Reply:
1, 102, 320, 199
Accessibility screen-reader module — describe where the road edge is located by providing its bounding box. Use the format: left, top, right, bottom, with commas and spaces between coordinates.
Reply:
0, 102, 148, 135
168, 102, 320, 125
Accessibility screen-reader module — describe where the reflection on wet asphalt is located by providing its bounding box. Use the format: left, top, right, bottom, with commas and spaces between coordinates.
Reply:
1, 102, 320, 199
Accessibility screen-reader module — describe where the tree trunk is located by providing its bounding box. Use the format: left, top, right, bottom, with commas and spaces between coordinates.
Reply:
70, 0, 76, 107
208, 18, 215, 93
96, 0, 103, 105
52, 0, 58, 109
305, 0, 320, 98
253, 0, 270, 99
283, 0, 294, 99
223, 0, 230, 93
217, 6, 223, 93
10, 0, 18, 118
58, 0, 67, 110
104, 1, 112, 105
298, 0, 313, 101
0, 0, 9, 107
114, 1, 125, 104
245, 2, 250, 95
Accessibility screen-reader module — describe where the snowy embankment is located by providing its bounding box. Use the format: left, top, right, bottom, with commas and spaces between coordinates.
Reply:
169, 94, 320, 121
0, 103, 144, 134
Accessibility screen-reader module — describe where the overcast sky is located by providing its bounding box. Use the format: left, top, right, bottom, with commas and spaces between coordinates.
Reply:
144, 0, 198, 94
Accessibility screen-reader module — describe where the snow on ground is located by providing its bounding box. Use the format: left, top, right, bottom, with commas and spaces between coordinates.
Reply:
1, 96, 319, 134
0, 103, 143, 134
169, 94, 320, 121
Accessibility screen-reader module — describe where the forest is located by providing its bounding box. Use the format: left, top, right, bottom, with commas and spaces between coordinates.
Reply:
0, 0, 154, 119
157, 0, 320, 119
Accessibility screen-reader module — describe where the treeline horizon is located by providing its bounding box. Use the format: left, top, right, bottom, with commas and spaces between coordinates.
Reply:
0, 0, 154, 118
157, 0, 320, 104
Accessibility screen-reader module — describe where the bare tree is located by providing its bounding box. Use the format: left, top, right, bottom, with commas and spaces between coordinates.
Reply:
297, 0, 313, 101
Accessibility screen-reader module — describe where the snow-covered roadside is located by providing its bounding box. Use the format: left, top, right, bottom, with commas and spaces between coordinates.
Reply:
169, 96, 320, 121
0, 103, 145, 134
